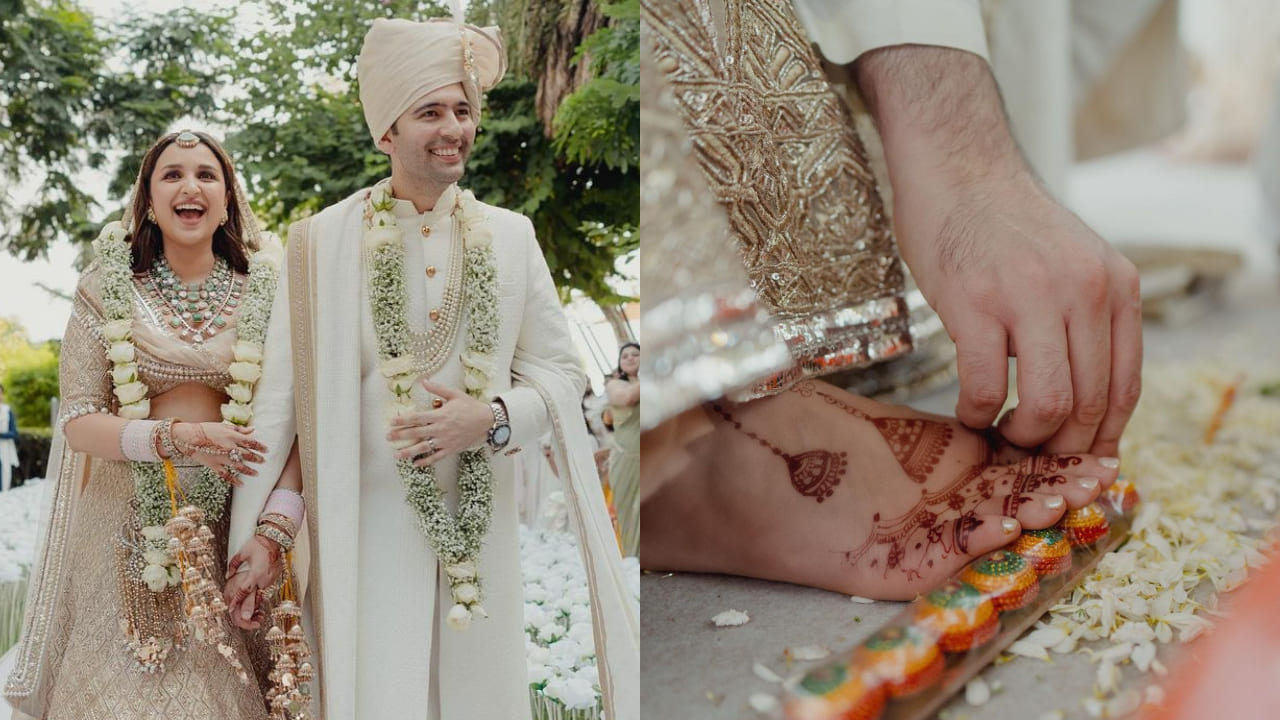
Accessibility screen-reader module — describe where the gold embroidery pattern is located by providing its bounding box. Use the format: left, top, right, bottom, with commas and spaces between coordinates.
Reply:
643, 0, 913, 393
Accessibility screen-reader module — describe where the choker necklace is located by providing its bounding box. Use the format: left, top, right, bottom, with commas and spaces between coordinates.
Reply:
144, 255, 242, 344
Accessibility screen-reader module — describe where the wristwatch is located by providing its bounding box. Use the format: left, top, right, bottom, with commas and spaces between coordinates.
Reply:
487, 400, 511, 451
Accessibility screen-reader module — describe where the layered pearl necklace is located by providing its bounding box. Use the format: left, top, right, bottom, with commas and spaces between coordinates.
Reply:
142, 254, 243, 344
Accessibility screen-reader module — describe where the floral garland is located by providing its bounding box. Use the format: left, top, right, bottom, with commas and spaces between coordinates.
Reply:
365, 178, 500, 630
93, 219, 283, 592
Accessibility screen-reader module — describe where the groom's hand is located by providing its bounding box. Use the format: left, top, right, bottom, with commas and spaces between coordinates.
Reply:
387, 380, 494, 467
223, 535, 283, 629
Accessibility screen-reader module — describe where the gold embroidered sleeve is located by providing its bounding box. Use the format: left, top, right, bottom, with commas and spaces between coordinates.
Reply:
57, 287, 115, 429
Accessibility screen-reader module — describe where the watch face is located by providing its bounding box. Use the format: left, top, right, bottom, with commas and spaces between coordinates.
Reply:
491, 425, 512, 447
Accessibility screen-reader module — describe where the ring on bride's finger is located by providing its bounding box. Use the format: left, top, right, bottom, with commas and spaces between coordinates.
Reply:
426, 437, 439, 454
229, 448, 244, 464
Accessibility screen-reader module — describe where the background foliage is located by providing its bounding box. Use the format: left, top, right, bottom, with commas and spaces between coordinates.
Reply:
0, 0, 638, 303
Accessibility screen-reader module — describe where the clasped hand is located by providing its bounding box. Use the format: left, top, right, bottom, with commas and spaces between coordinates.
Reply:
386, 380, 494, 466
222, 535, 284, 630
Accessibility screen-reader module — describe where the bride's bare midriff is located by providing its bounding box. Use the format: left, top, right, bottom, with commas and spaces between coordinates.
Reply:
149, 382, 227, 424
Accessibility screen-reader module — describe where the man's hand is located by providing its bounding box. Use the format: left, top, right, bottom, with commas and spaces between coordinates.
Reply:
223, 535, 284, 630
855, 45, 1142, 458
387, 380, 494, 466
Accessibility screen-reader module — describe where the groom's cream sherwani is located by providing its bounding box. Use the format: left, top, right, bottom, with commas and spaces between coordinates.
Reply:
229, 183, 638, 720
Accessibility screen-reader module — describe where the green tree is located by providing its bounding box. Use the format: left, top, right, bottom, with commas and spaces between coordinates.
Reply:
0, 318, 60, 428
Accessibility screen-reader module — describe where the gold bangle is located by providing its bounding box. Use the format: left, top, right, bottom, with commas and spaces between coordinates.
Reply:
258, 512, 298, 538
255, 523, 294, 553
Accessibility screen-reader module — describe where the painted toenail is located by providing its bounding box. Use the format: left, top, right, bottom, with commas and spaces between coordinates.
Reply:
1077, 477, 1099, 490
1044, 495, 1064, 509
1099, 457, 1120, 469
1001, 517, 1018, 533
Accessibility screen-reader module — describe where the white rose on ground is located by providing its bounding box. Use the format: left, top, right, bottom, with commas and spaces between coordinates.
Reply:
226, 382, 254, 404
102, 319, 132, 342
108, 341, 136, 363
228, 361, 262, 383
447, 603, 472, 630
221, 402, 253, 426
233, 341, 264, 363
118, 399, 151, 419
114, 381, 148, 405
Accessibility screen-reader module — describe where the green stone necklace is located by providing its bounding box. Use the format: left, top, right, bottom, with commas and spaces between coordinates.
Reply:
144, 254, 242, 344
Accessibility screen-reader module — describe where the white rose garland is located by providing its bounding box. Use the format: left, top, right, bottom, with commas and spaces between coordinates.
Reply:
95, 220, 281, 591
364, 178, 500, 630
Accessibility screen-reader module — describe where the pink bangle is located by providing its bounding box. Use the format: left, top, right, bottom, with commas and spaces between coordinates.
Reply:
263, 488, 304, 530
119, 420, 160, 462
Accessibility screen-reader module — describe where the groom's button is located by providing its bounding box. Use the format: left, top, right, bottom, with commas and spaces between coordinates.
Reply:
420, 225, 432, 237
429, 309, 440, 322
425, 265, 437, 277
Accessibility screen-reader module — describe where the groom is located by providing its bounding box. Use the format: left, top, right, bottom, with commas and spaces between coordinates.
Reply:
225, 18, 638, 720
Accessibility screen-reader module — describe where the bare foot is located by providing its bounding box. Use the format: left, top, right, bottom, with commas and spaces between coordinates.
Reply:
640, 380, 1117, 600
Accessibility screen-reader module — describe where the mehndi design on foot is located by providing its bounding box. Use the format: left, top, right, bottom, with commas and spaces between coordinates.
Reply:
708, 402, 848, 502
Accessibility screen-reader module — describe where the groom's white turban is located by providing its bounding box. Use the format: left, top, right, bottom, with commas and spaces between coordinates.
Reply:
357, 18, 507, 145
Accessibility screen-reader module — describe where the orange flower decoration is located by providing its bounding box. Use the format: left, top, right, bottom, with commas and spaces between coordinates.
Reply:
914, 580, 999, 653
784, 661, 888, 720
1013, 527, 1073, 578
854, 626, 944, 698
960, 550, 1040, 611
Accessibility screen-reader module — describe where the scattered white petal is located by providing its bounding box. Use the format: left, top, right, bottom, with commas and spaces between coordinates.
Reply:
1105, 690, 1142, 717
1008, 640, 1051, 662
1131, 643, 1157, 673
748, 693, 779, 714
788, 645, 830, 661
965, 676, 991, 706
711, 609, 750, 627
1082, 697, 1104, 718
753, 662, 783, 683
1144, 684, 1165, 706
848, 595, 875, 604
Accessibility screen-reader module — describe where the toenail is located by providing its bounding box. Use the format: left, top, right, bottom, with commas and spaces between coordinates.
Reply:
1044, 495, 1064, 509
1099, 457, 1120, 469
1077, 477, 1099, 490
1001, 517, 1018, 533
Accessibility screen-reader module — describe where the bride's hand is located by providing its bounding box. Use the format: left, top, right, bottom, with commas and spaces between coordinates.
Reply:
223, 535, 284, 630
172, 422, 267, 487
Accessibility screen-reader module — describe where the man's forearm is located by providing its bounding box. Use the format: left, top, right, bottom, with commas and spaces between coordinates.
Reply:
855, 45, 1026, 186
853, 45, 1052, 285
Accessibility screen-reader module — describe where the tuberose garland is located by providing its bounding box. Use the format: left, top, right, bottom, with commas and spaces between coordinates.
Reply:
364, 178, 500, 630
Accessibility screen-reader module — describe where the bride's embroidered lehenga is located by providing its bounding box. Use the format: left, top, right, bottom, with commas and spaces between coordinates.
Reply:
3, 265, 267, 720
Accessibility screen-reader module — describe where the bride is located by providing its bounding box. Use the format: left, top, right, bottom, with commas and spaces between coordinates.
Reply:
2, 130, 289, 719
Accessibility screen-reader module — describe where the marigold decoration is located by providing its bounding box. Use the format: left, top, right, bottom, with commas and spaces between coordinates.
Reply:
854, 626, 944, 698
95, 218, 282, 673
913, 581, 999, 653
364, 179, 500, 628
1012, 527, 1073, 578
784, 661, 888, 720
1058, 502, 1110, 547
960, 550, 1040, 611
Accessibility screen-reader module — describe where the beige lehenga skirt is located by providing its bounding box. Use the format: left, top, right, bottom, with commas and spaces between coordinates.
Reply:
44, 460, 267, 720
